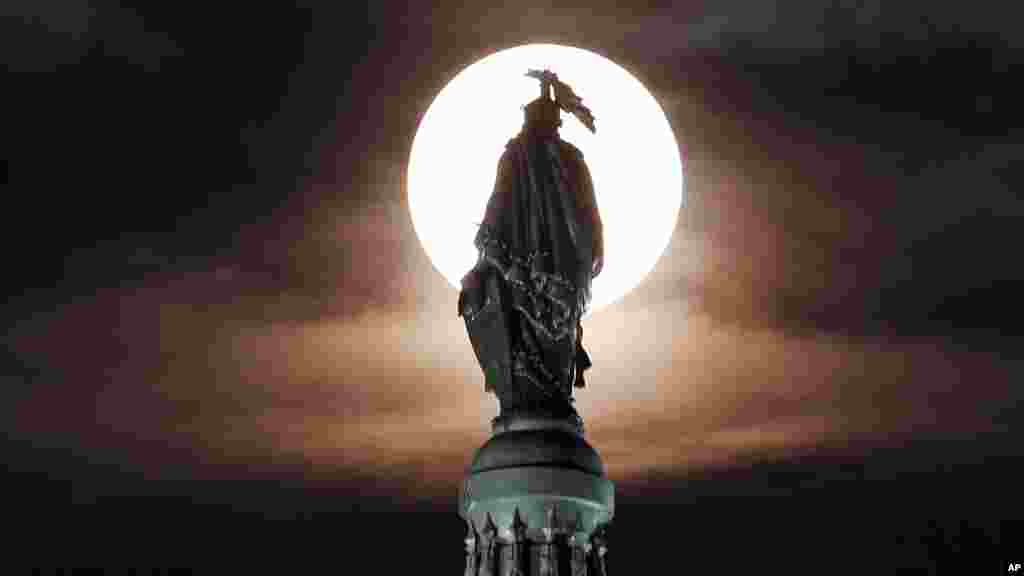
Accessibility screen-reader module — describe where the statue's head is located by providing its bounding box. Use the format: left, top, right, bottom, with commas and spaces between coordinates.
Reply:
522, 96, 562, 137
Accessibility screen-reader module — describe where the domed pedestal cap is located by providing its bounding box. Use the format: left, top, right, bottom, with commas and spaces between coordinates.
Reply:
469, 425, 606, 477
460, 415, 614, 545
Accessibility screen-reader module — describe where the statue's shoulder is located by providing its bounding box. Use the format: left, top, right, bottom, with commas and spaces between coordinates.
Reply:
557, 139, 584, 159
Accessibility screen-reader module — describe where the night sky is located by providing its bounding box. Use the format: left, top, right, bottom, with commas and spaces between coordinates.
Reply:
4, 2, 1022, 571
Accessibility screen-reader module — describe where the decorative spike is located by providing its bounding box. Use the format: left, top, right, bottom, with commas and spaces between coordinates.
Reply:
511, 507, 528, 539
571, 511, 584, 536
509, 508, 528, 576
464, 521, 479, 576
542, 505, 557, 542
569, 540, 588, 576
588, 524, 609, 576
479, 514, 498, 576
483, 513, 498, 538
540, 507, 561, 576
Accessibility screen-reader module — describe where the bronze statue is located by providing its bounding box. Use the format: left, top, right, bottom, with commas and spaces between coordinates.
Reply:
458, 69, 604, 428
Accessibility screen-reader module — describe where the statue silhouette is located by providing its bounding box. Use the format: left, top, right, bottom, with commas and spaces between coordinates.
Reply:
459, 70, 603, 428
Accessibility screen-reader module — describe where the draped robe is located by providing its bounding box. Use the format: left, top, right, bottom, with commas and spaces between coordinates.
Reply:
459, 129, 603, 421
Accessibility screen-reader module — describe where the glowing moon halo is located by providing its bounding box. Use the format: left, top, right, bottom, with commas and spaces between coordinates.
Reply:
408, 44, 684, 314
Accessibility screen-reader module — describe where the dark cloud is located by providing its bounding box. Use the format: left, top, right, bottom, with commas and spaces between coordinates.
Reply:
2, 1, 181, 72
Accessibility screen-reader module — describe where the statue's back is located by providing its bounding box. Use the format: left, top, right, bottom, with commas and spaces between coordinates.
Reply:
459, 70, 603, 427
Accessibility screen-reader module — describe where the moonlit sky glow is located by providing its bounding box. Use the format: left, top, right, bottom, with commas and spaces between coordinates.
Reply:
408, 44, 684, 313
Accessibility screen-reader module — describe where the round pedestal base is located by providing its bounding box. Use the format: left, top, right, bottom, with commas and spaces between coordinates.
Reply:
460, 465, 613, 543
458, 423, 614, 575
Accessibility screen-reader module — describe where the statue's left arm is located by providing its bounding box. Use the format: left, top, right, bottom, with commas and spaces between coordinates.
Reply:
572, 150, 601, 389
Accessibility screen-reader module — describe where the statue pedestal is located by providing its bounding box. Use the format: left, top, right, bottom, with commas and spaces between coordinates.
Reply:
459, 416, 614, 575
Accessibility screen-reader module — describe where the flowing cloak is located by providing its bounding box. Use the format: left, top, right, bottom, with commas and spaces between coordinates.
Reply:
459, 131, 603, 415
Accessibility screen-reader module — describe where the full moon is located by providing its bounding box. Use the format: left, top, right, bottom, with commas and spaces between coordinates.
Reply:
408, 44, 684, 314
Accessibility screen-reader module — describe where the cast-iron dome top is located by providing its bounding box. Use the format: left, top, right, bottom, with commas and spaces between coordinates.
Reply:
468, 428, 606, 477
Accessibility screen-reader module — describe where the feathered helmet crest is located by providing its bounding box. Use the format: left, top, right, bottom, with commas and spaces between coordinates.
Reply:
523, 69, 596, 134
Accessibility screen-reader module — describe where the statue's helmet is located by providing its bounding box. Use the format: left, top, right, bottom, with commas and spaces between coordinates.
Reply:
522, 95, 562, 133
